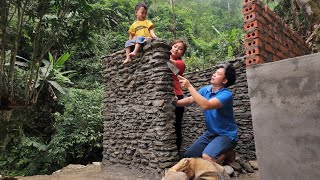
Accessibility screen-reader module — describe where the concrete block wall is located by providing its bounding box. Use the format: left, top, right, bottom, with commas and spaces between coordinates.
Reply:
243, 0, 311, 66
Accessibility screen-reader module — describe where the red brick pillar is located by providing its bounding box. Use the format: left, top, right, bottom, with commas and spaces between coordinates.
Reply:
243, 0, 310, 67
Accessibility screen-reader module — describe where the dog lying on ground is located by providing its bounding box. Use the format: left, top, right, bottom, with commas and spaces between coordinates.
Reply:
162, 158, 230, 180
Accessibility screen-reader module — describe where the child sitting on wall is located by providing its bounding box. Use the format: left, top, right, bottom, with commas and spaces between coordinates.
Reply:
123, 2, 157, 64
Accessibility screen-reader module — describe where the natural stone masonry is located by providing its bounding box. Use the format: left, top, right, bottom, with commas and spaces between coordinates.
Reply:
102, 39, 177, 173
102, 39, 255, 173
243, 0, 311, 66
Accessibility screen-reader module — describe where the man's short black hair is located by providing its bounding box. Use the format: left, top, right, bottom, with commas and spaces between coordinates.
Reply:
218, 63, 236, 88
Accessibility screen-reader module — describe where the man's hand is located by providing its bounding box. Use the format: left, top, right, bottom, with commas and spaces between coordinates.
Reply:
177, 75, 190, 89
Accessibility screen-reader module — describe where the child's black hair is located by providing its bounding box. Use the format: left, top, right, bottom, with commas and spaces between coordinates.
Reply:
135, 2, 148, 11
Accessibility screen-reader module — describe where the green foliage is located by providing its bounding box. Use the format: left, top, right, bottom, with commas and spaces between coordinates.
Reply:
185, 28, 244, 72
261, 0, 281, 10
49, 87, 104, 165
0, 101, 57, 176
273, 0, 310, 34
1, 0, 247, 177
148, 3, 174, 40
65, 55, 102, 90
37, 52, 74, 95
0, 136, 50, 176
154, 0, 244, 71
66, 0, 245, 84
0, 88, 103, 176
65, 0, 137, 89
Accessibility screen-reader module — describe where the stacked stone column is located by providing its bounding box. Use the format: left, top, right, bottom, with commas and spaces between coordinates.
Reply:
102, 40, 178, 173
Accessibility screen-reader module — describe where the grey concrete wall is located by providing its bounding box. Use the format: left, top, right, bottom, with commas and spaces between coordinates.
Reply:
246, 53, 320, 180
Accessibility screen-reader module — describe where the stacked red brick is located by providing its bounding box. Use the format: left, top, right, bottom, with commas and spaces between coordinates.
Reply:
243, 0, 310, 67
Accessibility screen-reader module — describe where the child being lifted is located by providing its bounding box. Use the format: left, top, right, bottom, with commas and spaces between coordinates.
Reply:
123, 2, 157, 64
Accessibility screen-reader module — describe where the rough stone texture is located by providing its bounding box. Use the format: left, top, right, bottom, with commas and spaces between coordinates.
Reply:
246, 52, 320, 180
102, 39, 255, 173
102, 39, 177, 174
182, 58, 255, 160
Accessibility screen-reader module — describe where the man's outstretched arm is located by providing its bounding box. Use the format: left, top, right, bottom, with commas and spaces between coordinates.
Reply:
176, 96, 194, 107
177, 75, 223, 110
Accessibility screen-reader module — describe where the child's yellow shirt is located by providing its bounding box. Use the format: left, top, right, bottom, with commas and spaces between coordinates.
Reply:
128, 20, 154, 37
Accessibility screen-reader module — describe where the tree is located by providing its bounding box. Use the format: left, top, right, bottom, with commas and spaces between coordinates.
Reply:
0, 1, 72, 108
0, 0, 120, 110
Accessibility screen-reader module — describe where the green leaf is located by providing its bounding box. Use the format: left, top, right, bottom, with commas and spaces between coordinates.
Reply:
54, 52, 71, 69
40, 67, 48, 78
48, 52, 54, 65
227, 46, 233, 57
40, 60, 53, 78
42, 59, 50, 67
60, 70, 76, 75
48, 80, 66, 94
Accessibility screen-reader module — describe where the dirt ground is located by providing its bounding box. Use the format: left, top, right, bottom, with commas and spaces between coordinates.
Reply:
12, 163, 259, 180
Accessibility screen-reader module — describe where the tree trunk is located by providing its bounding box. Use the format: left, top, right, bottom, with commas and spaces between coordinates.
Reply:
0, 1, 8, 90
8, 1, 25, 99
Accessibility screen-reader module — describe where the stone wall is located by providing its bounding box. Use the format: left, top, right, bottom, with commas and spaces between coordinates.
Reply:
102, 40, 177, 173
102, 39, 254, 173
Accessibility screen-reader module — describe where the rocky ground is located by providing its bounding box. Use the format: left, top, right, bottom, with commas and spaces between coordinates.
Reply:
1, 162, 259, 180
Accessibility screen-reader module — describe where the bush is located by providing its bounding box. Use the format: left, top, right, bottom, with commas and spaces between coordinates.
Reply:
48, 87, 104, 166
0, 87, 104, 176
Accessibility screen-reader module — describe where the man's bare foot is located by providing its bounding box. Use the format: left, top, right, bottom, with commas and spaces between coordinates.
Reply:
123, 58, 131, 64
129, 51, 137, 57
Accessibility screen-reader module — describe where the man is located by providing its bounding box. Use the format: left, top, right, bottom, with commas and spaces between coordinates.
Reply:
175, 63, 237, 164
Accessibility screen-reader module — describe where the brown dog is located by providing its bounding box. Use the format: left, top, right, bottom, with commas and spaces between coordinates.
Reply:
162, 158, 230, 180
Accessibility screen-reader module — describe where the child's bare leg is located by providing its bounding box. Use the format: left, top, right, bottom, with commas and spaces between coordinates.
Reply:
123, 47, 131, 64
129, 43, 141, 57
